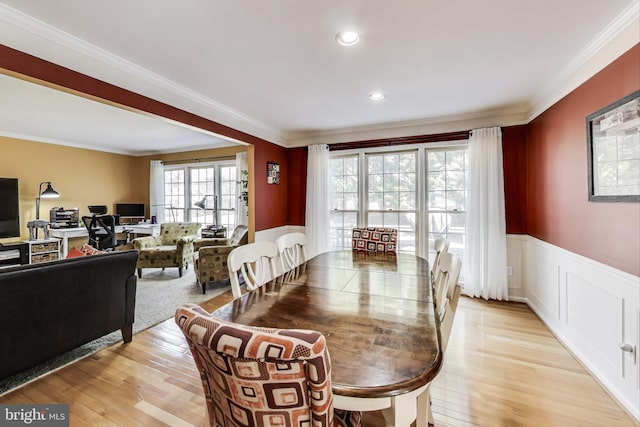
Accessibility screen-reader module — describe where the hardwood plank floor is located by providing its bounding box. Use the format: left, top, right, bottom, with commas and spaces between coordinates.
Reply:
0, 291, 635, 426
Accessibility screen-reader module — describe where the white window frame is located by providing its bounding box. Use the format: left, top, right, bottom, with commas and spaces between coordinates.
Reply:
329, 140, 468, 259
163, 161, 237, 230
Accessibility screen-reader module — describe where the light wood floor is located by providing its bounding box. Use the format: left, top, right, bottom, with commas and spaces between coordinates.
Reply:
1, 291, 635, 426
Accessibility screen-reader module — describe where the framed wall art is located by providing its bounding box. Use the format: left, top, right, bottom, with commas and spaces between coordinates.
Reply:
586, 90, 639, 202
267, 161, 280, 184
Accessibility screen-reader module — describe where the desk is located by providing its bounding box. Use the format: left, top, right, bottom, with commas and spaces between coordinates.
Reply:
50, 224, 160, 257
212, 250, 441, 427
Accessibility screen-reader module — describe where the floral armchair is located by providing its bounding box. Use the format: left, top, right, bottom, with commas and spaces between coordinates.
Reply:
193, 224, 248, 294
132, 222, 201, 278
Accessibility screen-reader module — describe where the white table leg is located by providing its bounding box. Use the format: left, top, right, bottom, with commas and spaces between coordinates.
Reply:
381, 394, 417, 427
61, 235, 69, 257
416, 386, 432, 427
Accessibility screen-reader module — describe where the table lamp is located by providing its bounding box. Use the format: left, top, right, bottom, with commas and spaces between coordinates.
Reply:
193, 195, 217, 226
35, 181, 60, 220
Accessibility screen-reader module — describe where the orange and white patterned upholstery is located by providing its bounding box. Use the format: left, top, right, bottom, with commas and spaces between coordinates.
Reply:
175, 303, 361, 427
351, 227, 397, 253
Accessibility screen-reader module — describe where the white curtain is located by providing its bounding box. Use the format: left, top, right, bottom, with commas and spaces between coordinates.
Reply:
235, 151, 248, 225
305, 144, 331, 258
462, 127, 509, 301
149, 160, 165, 224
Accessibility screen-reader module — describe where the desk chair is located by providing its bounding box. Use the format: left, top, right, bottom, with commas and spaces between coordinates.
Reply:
175, 303, 361, 427
82, 215, 125, 251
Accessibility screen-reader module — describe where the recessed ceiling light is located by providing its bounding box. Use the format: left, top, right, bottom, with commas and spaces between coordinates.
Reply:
369, 92, 385, 101
336, 31, 360, 47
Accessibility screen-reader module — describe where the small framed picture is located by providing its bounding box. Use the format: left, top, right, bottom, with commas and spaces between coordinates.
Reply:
267, 161, 280, 184
586, 90, 639, 202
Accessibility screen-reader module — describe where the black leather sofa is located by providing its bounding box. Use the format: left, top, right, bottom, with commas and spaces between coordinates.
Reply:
0, 250, 138, 380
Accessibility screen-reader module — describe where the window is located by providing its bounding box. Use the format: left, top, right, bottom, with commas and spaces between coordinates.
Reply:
163, 162, 237, 230
366, 151, 417, 252
328, 143, 468, 261
426, 149, 467, 263
329, 155, 358, 249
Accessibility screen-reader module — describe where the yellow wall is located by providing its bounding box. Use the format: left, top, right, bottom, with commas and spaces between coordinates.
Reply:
0, 136, 249, 246
0, 136, 142, 245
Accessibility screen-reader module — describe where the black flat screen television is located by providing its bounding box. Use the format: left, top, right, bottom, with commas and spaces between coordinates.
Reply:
0, 178, 20, 238
115, 203, 145, 219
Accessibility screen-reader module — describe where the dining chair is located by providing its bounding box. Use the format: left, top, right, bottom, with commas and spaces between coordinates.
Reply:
175, 303, 362, 427
430, 237, 450, 284
227, 241, 278, 299
275, 232, 307, 275
433, 251, 462, 327
417, 251, 462, 427
351, 227, 397, 253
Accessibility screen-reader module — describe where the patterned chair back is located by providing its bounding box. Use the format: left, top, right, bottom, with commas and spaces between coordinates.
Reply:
351, 227, 397, 253
175, 303, 361, 427
159, 222, 201, 245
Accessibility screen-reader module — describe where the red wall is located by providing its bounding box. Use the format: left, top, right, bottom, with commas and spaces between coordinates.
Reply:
502, 125, 528, 234
526, 44, 640, 276
286, 148, 307, 226
253, 143, 290, 231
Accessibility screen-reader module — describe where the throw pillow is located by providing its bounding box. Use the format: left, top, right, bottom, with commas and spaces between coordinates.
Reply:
66, 247, 87, 259
80, 244, 105, 256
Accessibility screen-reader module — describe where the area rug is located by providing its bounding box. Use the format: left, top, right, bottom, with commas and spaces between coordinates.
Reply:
0, 267, 229, 395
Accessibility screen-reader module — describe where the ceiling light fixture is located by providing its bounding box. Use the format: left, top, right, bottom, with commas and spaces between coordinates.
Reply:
369, 92, 385, 101
336, 31, 360, 47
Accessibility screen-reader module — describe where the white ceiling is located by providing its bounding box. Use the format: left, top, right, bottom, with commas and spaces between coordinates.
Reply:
0, 1, 638, 155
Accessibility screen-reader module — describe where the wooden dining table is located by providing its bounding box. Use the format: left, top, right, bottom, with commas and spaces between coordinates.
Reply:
211, 250, 442, 427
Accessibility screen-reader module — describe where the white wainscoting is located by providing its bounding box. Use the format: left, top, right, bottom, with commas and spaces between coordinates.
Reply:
507, 235, 526, 300
254, 225, 305, 243
524, 236, 640, 421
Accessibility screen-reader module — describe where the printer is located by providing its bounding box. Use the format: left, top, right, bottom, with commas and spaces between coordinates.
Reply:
49, 207, 80, 228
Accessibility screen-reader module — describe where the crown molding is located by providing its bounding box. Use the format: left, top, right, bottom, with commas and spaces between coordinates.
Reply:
284, 106, 530, 147
0, 3, 286, 146
527, 1, 640, 122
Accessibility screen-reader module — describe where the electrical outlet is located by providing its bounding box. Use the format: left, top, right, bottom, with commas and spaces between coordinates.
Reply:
506, 266, 513, 276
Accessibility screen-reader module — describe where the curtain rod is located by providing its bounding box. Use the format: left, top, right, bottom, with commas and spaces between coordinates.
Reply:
328, 130, 470, 151
161, 155, 236, 165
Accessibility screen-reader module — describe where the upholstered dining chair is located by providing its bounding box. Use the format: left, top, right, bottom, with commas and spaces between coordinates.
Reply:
430, 237, 450, 284
351, 227, 397, 253
193, 224, 248, 294
275, 232, 307, 275
175, 303, 362, 427
227, 241, 278, 299
132, 222, 200, 278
